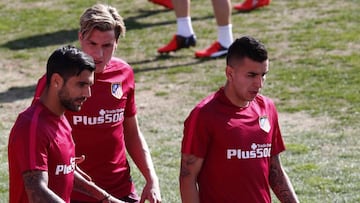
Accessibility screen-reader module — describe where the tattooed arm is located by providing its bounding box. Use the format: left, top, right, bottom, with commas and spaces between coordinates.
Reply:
179, 153, 204, 203
269, 155, 299, 203
23, 170, 65, 203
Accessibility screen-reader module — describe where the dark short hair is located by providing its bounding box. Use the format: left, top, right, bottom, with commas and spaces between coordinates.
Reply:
226, 36, 268, 66
46, 45, 95, 86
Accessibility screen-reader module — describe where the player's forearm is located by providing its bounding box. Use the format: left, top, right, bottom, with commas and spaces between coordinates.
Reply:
179, 177, 200, 203
73, 170, 113, 201
270, 172, 299, 203
126, 132, 162, 202
179, 154, 202, 203
25, 187, 65, 203
124, 116, 159, 183
23, 170, 65, 203
130, 138, 159, 183
269, 156, 299, 203
125, 130, 158, 184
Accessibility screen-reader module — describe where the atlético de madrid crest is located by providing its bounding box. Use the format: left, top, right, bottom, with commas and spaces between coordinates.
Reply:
259, 116, 271, 133
111, 83, 123, 99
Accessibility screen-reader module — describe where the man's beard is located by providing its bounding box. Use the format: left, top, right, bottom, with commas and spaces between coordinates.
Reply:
58, 88, 86, 112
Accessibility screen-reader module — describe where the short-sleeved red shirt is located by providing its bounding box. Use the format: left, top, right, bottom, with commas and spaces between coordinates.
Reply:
182, 88, 285, 203
33, 57, 137, 201
8, 100, 75, 203
69, 57, 137, 201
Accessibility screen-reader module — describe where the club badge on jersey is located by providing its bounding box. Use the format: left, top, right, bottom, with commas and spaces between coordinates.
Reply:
259, 115, 271, 133
111, 83, 123, 99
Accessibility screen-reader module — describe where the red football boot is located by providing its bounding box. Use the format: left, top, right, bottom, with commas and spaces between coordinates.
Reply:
195, 41, 228, 58
149, 0, 173, 9
234, 0, 271, 12
158, 35, 196, 53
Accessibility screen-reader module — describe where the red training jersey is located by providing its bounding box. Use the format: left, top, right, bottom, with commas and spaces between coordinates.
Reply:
8, 100, 75, 203
182, 87, 286, 203
33, 57, 137, 201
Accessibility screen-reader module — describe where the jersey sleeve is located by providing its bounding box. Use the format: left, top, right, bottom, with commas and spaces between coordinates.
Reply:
124, 67, 137, 117
269, 102, 286, 156
124, 83, 136, 117
9, 112, 49, 173
181, 107, 209, 158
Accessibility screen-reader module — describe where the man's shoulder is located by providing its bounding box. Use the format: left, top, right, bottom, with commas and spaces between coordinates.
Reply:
255, 94, 275, 105
195, 91, 218, 109
108, 57, 132, 70
17, 102, 42, 122
252, 94, 278, 113
9, 103, 45, 142
99, 57, 135, 83
187, 91, 220, 120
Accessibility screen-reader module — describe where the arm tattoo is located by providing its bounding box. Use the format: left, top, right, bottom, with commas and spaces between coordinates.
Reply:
23, 170, 64, 203
269, 156, 299, 203
23, 170, 48, 202
180, 154, 198, 177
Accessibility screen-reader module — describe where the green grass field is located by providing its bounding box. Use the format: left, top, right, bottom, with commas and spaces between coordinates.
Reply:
0, 0, 359, 202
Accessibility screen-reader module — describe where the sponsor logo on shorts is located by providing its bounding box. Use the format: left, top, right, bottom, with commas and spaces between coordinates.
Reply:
227, 143, 271, 160
72, 108, 124, 125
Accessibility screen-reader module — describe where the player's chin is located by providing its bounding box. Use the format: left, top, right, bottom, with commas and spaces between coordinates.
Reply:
74, 102, 85, 111
68, 102, 84, 112
248, 91, 259, 99
76, 104, 83, 111
76, 98, 87, 106
95, 63, 106, 73
68, 105, 82, 112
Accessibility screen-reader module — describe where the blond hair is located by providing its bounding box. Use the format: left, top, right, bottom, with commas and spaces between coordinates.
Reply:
79, 4, 126, 40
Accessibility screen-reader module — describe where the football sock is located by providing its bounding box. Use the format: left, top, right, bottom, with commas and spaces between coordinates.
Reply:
176, 17, 195, 37
217, 24, 233, 48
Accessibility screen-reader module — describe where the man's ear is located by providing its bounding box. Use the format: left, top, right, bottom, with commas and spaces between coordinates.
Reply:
225, 65, 234, 82
50, 73, 63, 89
78, 31, 83, 41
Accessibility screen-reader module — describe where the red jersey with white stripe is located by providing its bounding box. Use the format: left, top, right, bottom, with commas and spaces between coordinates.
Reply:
182, 87, 285, 203
33, 57, 137, 201
8, 100, 75, 203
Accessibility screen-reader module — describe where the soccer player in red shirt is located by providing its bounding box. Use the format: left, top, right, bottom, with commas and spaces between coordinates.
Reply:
33, 4, 161, 203
8, 45, 124, 203
180, 36, 299, 202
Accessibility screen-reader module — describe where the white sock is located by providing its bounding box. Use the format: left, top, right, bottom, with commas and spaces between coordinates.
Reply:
176, 17, 195, 37
217, 24, 233, 48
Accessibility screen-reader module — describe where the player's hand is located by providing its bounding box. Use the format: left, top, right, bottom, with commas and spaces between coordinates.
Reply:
140, 180, 162, 203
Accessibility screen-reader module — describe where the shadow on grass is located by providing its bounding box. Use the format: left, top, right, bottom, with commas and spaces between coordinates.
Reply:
1, 29, 78, 50
131, 55, 214, 73
125, 8, 174, 30
0, 56, 212, 103
0, 85, 36, 104
125, 8, 215, 31
0, 8, 173, 50
1, 8, 215, 50
0, 7, 215, 103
